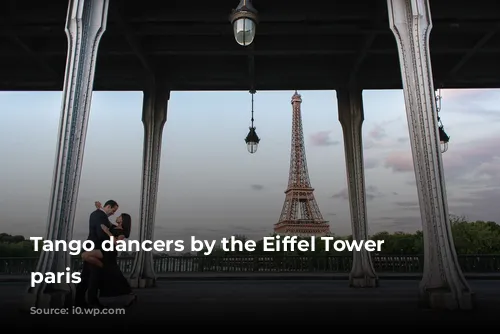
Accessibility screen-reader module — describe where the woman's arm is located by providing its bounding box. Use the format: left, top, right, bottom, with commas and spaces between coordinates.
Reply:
100, 224, 125, 244
100, 224, 114, 238
112, 234, 125, 244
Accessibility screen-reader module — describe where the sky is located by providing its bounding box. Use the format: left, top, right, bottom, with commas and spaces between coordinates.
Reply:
1, 88, 499, 245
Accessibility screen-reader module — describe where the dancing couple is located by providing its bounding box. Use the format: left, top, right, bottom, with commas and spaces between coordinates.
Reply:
75, 200, 137, 308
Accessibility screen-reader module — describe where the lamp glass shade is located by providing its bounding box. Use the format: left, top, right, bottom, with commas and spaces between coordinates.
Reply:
233, 18, 256, 46
247, 142, 258, 153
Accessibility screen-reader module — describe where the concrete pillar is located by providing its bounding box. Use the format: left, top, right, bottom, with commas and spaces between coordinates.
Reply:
387, 0, 474, 309
23, 0, 109, 309
337, 89, 378, 288
128, 82, 170, 288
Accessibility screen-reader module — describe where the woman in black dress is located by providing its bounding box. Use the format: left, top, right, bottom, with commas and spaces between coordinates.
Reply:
98, 214, 134, 297
81, 203, 135, 299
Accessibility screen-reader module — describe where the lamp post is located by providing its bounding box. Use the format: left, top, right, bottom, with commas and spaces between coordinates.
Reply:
229, 0, 259, 47
245, 90, 260, 153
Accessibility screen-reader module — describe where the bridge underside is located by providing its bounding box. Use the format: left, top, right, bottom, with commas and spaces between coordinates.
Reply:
0, 0, 499, 91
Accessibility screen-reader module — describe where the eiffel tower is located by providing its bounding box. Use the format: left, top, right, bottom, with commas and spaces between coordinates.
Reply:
274, 91, 331, 237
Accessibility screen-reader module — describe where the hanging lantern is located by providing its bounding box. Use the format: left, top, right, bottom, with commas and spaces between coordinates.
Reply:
229, 0, 259, 47
244, 90, 260, 153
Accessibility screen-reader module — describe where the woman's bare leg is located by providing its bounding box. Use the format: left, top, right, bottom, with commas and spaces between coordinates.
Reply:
82, 250, 104, 267
85, 249, 104, 259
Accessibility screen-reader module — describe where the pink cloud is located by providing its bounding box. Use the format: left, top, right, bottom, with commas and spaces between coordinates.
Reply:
384, 151, 414, 172
364, 117, 404, 150
309, 131, 339, 147
383, 149, 470, 174
441, 89, 499, 107
368, 124, 386, 140
384, 135, 500, 177
475, 158, 500, 179
441, 89, 486, 99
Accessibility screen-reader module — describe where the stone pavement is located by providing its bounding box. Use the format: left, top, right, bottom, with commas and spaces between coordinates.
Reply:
1, 279, 499, 330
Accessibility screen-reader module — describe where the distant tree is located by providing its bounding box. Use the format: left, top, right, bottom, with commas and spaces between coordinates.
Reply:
0, 233, 37, 257
450, 216, 500, 254
194, 219, 500, 257
371, 230, 423, 254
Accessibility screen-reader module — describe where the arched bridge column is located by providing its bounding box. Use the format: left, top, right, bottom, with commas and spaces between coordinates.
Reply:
337, 89, 378, 288
23, 0, 109, 309
387, 0, 474, 309
129, 82, 170, 289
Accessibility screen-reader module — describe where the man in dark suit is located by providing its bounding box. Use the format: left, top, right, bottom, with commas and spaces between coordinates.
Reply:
75, 200, 119, 307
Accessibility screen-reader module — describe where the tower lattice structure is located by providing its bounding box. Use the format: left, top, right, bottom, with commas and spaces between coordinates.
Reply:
274, 91, 331, 237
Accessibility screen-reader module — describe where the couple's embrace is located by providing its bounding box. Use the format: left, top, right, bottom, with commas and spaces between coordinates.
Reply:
75, 200, 137, 308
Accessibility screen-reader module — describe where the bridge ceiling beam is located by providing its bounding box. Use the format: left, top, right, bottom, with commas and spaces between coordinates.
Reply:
446, 23, 500, 80
1, 0, 500, 91
2, 21, 500, 37
0, 0, 59, 79
11, 0, 500, 24
348, 0, 387, 86
3, 33, 498, 57
111, 0, 154, 78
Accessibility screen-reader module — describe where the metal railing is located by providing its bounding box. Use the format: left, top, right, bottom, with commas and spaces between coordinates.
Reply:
1, 255, 499, 275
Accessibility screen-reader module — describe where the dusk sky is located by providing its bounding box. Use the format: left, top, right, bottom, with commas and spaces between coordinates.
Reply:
1, 88, 499, 244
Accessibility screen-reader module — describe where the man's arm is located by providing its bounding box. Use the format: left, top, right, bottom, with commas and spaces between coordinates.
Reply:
90, 211, 111, 244
100, 224, 124, 244
92, 202, 111, 241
